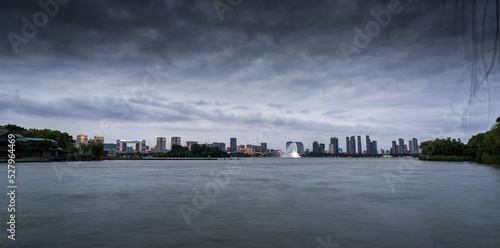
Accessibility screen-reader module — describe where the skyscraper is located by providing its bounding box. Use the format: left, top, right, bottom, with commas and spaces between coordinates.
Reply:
319, 143, 325, 153
346, 137, 350, 154
330, 137, 339, 154
409, 140, 413, 154
171, 137, 181, 147
392, 141, 397, 154
350, 136, 356, 154
366, 135, 371, 154
412, 138, 419, 154
371, 140, 378, 154
261, 143, 267, 154
312, 141, 320, 153
230, 137, 237, 152
357, 136, 362, 154
156, 137, 166, 152
399, 138, 404, 154
296, 142, 304, 154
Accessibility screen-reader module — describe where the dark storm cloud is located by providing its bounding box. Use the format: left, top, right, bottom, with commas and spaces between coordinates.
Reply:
1, 0, 499, 150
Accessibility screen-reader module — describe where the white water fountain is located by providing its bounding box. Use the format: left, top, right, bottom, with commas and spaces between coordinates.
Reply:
284, 142, 300, 158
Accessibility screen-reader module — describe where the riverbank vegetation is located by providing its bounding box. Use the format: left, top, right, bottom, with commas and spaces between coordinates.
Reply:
420, 117, 500, 165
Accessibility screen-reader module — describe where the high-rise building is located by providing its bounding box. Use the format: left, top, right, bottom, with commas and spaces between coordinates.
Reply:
211, 142, 226, 151
366, 135, 371, 154
186, 141, 198, 150
76, 135, 88, 148
136, 140, 147, 153
319, 143, 325, 153
93, 136, 104, 143
399, 138, 405, 154
357, 136, 362, 154
392, 141, 397, 154
171, 137, 181, 147
346, 137, 350, 154
371, 140, 378, 154
409, 140, 413, 154
156, 137, 167, 152
296, 142, 304, 154
328, 144, 335, 154
261, 143, 267, 154
312, 141, 320, 153
230, 137, 237, 152
350, 136, 356, 154
412, 138, 419, 154
330, 137, 339, 154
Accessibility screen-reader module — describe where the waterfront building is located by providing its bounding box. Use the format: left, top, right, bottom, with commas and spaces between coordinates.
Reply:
186, 141, 198, 150
313, 141, 320, 153
346, 137, 350, 154
330, 137, 339, 154
93, 136, 104, 143
357, 136, 362, 155
230, 137, 237, 152
156, 137, 167, 152
76, 135, 88, 148
171, 137, 181, 147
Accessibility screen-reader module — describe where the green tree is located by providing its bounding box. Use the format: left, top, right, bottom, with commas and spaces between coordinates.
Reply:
89, 141, 104, 160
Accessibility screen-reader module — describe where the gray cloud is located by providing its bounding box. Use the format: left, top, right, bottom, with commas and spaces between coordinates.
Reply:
1, 0, 499, 151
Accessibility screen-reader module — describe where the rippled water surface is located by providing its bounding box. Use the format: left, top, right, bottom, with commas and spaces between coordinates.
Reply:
1, 158, 499, 247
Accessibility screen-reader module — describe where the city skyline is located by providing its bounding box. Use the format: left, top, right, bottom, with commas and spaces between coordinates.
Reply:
78, 131, 419, 154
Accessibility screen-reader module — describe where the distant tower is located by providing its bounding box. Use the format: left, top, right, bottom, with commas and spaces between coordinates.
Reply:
296, 142, 304, 154
357, 136, 362, 154
313, 141, 320, 153
330, 137, 339, 154
346, 137, 350, 154
261, 143, 267, 154
156, 137, 166, 152
392, 141, 397, 154
399, 138, 404, 154
366, 135, 371, 154
230, 137, 237, 152
350, 136, 356, 154
171, 137, 181, 147
76, 135, 88, 148
412, 138, 419, 154
93, 136, 104, 143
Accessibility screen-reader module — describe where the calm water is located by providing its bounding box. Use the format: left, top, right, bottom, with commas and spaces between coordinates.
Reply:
1, 158, 499, 248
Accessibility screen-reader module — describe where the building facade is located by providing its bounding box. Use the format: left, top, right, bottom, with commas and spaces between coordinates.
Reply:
230, 137, 237, 152
156, 137, 167, 152
171, 137, 181, 147
76, 135, 88, 148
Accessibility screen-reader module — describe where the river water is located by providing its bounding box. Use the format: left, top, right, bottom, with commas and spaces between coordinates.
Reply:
1, 158, 499, 247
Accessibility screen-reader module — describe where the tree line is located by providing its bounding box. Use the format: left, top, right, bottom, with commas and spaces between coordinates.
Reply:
420, 117, 500, 165
1, 124, 105, 159
154, 144, 229, 158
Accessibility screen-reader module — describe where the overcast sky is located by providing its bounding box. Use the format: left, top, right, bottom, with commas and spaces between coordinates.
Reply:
1, 0, 499, 151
